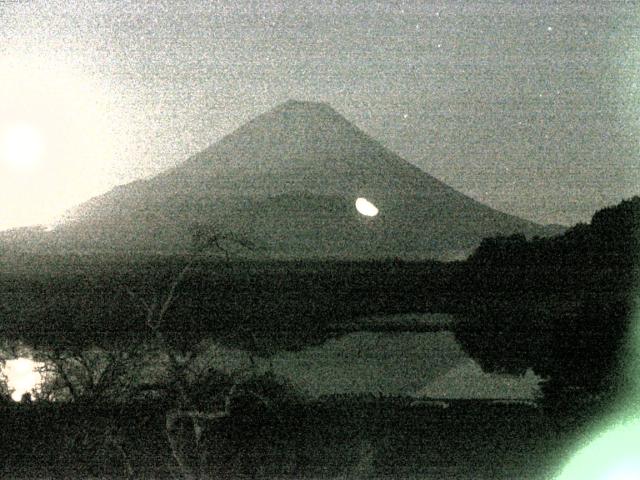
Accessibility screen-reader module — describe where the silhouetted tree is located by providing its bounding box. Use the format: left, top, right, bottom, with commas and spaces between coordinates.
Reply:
124, 225, 290, 479
35, 347, 143, 403
0, 366, 11, 403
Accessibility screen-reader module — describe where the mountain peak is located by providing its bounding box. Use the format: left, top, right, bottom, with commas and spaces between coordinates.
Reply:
279, 99, 333, 110
270, 99, 346, 121
44, 101, 559, 259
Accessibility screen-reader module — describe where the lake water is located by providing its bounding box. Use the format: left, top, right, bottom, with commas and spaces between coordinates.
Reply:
198, 313, 542, 400
1, 313, 541, 403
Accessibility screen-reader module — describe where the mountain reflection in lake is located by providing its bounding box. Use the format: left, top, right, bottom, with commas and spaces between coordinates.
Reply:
0, 315, 541, 402
196, 314, 542, 400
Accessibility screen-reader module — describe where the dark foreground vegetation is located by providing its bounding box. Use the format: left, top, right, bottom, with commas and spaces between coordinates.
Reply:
1, 394, 571, 480
0, 197, 638, 478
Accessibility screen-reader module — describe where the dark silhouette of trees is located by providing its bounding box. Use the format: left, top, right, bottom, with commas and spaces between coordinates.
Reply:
0, 225, 278, 479
0, 368, 11, 403
454, 196, 640, 410
35, 348, 143, 403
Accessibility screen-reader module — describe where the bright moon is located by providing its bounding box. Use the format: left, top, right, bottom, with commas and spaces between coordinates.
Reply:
355, 197, 379, 217
2, 124, 44, 171
3, 357, 44, 401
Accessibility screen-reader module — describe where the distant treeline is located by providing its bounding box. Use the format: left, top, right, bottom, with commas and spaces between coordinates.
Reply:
0, 256, 458, 352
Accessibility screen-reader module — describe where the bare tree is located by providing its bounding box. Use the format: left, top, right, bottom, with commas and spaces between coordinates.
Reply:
26, 226, 271, 479
36, 347, 145, 403
125, 226, 269, 479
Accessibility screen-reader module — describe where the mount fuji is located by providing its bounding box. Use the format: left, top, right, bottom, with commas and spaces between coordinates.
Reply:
9, 100, 562, 260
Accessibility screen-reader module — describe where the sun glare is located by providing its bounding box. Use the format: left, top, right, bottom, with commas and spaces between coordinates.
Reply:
1, 124, 44, 172
4, 358, 44, 402
355, 197, 379, 217
555, 418, 640, 479
554, 295, 640, 478
0, 54, 132, 230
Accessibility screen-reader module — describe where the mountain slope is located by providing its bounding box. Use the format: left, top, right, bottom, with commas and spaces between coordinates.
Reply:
26, 100, 561, 259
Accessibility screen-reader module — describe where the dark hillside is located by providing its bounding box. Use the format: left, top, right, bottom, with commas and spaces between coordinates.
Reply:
452, 197, 640, 409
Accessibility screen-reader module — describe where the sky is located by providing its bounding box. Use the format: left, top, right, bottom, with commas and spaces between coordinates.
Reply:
1, 0, 639, 229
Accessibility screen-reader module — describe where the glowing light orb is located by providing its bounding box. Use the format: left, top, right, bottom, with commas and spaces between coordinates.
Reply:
556, 419, 640, 480
355, 197, 379, 217
1, 124, 44, 172
3, 358, 44, 401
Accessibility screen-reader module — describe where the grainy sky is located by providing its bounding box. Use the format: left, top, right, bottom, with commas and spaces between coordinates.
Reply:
1, 0, 638, 229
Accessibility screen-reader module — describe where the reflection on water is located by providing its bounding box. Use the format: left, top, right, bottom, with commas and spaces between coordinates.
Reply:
0, 315, 542, 402
2, 357, 43, 401
196, 313, 542, 399
270, 331, 466, 397
0, 315, 557, 479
